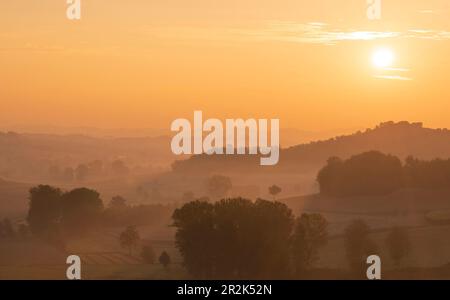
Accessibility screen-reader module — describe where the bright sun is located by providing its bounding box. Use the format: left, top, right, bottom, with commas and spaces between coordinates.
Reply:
372, 48, 395, 69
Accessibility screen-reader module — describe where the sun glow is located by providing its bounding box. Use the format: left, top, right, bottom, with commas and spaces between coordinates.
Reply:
372, 48, 395, 69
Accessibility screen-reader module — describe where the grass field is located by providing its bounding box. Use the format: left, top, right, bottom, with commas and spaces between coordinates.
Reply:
3, 188, 450, 279
0, 224, 184, 280
0, 264, 187, 280
3, 223, 450, 279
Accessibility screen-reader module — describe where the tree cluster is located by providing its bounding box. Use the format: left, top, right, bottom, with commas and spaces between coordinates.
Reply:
172, 198, 328, 279
27, 185, 103, 239
317, 151, 450, 197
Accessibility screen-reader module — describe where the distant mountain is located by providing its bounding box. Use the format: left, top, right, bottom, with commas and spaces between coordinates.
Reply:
0, 131, 176, 183
172, 121, 450, 174
2, 125, 169, 138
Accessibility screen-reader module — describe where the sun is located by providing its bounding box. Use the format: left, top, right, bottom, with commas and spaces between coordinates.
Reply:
372, 48, 395, 69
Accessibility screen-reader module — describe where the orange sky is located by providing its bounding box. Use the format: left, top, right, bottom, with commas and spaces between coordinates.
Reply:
1, 0, 450, 132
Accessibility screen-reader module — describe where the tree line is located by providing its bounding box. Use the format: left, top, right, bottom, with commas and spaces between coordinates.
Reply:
172, 197, 412, 279
26, 185, 174, 244
317, 151, 450, 197
172, 198, 327, 279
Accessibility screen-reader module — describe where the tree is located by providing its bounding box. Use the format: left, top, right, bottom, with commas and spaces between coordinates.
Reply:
172, 198, 294, 279
141, 245, 156, 264
159, 251, 171, 268
61, 188, 103, 235
317, 151, 403, 197
119, 225, 140, 255
27, 185, 62, 236
109, 196, 127, 210
206, 175, 232, 199
172, 200, 216, 278
291, 213, 328, 274
246, 199, 294, 279
317, 157, 343, 196
386, 227, 411, 267
344, 220, 378, 277
268, 185, 282, 200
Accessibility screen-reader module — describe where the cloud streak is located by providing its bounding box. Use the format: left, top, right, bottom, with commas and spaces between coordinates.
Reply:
255, 22, 450, 45
373, 75, 412, 81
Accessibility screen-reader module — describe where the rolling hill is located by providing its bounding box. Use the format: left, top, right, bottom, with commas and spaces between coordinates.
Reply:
171, 121, 450, 175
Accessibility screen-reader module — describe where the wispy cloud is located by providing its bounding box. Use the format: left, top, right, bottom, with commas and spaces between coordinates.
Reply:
136, 22, 450, 46
418, 9, 436, 14
255, 22, 450, 45
374, 75, 412, 81
373, 67, 412, 81
383, 68, 410, 72
257, 22, 401, 45
405, 29, 450, 41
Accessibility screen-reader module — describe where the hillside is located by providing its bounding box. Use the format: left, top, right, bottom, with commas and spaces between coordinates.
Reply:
172, 121, 450, 174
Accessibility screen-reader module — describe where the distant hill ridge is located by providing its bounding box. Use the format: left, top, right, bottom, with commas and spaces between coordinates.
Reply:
172, 121, 450, 173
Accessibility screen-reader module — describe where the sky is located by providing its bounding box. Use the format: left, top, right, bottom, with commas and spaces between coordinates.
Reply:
1, 0, 450, 132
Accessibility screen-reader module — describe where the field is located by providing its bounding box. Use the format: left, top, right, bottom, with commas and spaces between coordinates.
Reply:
3, 222, 450, 279
3, 188, 450, 279
318, 224, 450, 271
0, 224, 184, 280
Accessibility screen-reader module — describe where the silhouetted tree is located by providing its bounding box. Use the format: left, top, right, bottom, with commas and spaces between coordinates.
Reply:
27, 185, 62, 236
386, 227, 411, 267
173, 200, 215, 278
344, 220, 378, 278
119, 225, 140, 255
61, 188, 103, 235
173, 198, 294, 279
159, 251, 171, 268
317, 151, 403, 197
404, 156, 450, 189
317, 157, 343, 196
141, 245, 156, 264
268, 185, 282, 200
206, 175, 232, 199
292, 213, 328, 275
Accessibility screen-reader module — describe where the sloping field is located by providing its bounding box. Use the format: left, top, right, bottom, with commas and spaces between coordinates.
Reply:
0, 239, 67, 267
282, 189, 450, 215
317, 224, 450, 273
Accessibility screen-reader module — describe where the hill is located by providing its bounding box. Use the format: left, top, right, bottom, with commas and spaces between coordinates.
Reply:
172, 121, 450, 174
0, 131, 176, 183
